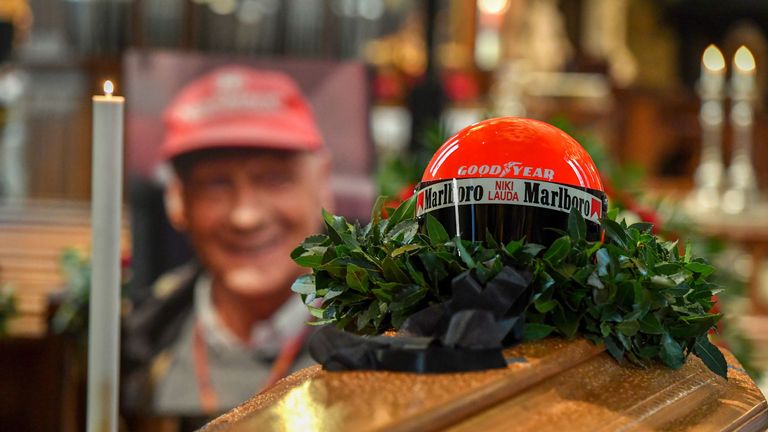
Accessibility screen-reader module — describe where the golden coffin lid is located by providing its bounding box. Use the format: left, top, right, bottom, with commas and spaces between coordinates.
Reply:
203, 338, 768, 432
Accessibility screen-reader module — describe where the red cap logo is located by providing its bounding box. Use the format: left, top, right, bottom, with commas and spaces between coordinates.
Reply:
161, 66, 324, 160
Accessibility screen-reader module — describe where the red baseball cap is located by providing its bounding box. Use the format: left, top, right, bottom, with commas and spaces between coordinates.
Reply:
161, 66, 324, 160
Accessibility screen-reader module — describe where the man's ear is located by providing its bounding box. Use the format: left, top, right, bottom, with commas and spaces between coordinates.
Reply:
164, 177, 188, 231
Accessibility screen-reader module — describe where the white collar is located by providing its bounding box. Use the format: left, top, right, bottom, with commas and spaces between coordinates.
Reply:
194, 274, 310, 356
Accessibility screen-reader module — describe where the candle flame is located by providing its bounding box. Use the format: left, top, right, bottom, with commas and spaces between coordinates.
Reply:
734, 46, 755, 72
702, 45, 725, 72
103, 80, 115, 96
478, 0, 509, 15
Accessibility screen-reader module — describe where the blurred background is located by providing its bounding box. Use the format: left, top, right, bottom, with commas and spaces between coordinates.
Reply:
1, 0, 767, 430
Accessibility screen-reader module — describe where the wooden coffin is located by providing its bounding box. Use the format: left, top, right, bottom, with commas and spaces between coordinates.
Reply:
202, 338, 768, 431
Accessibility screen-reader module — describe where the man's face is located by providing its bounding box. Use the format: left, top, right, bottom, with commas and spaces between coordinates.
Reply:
176, 149, 330, 298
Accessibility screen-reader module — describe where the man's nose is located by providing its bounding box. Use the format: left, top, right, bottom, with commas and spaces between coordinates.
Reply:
229, 189, 266, 230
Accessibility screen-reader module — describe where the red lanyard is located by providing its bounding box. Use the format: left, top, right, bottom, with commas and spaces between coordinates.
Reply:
192, 320, 310, 413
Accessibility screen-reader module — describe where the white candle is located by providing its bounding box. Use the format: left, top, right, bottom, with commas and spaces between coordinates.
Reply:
700, 44, 725, 99
87, 80, 124, 432
723, 46, 758, 214
691, 44, 725, 211
732, 45, 756, 100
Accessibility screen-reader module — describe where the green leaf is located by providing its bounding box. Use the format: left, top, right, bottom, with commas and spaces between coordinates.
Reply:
616, 332, 632, 350
382, 257, 411, 284
586, 241, 602, 258
616, 320, 640, 337
391, 244, 422, 257
523, 243, 546, 257
505, 239, 524, 256
553, 306, 581, 339
666, 240, 680, 258
685, 262, 716, 277
323, 209, 359, 248
693, 336, 728, 379
602, 219, 629, 249
334, 291, 369, 306
301, 233, 331, 248
625, 351, 648, 368
454, 238, 476, 268
345, 264, 370, 293
386, 219, 419, 243
637, 345, 659, 359
484, 228, 500, 249
290, 246, 308, 261
418, 252, 449, 287
600, 322, 612, 337
425, 214, 450, 244
679, 313, 722, 326
660, 333, 685, 369
669, 314, 721, 339
306, 318, 336, 326
639, 313, 664, 335
628, 222, 653, 233
292, 246, 328, 268
370, 195, 388, 225
306, 305, 326, 319
538, 270, 556, 290
567, 207, 587, 241
404, 261, 428, 287
384, 195, 416, 233
324, 288, 344, 301
390, 310, 410, 329
572, 266, 593, 284
599, 305, 622, 322
524, 323, 555, 340
371, 287, 394, 302
633, 284, 651, 315
614, 282, 634, 307
534, 299, 558, 313
318, 257, 350, 278
356, 300, 380, 331
291, 274, 315, 295
544, 237, 571, 265
604, 336, 624, 362
390, 285, 427, 312
654, 263, 681, 275
650, 275, 675, 289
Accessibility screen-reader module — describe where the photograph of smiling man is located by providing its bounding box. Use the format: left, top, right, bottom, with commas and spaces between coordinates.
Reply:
121, 66, 333, 426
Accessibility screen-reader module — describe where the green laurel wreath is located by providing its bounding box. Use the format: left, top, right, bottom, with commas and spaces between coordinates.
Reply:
291, 196, 728, 378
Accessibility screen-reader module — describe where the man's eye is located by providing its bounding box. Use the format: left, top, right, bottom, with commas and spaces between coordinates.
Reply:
196, 177, 231, 191
258, 172, 295, 187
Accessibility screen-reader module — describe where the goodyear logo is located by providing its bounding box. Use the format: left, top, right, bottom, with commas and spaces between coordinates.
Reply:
457, 162, 555, 180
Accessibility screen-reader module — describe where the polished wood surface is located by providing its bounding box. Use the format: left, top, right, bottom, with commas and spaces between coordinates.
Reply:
203, 338, 768, 432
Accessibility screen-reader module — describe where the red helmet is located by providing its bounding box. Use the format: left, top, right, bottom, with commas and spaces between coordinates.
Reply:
416, 117, 606, 245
